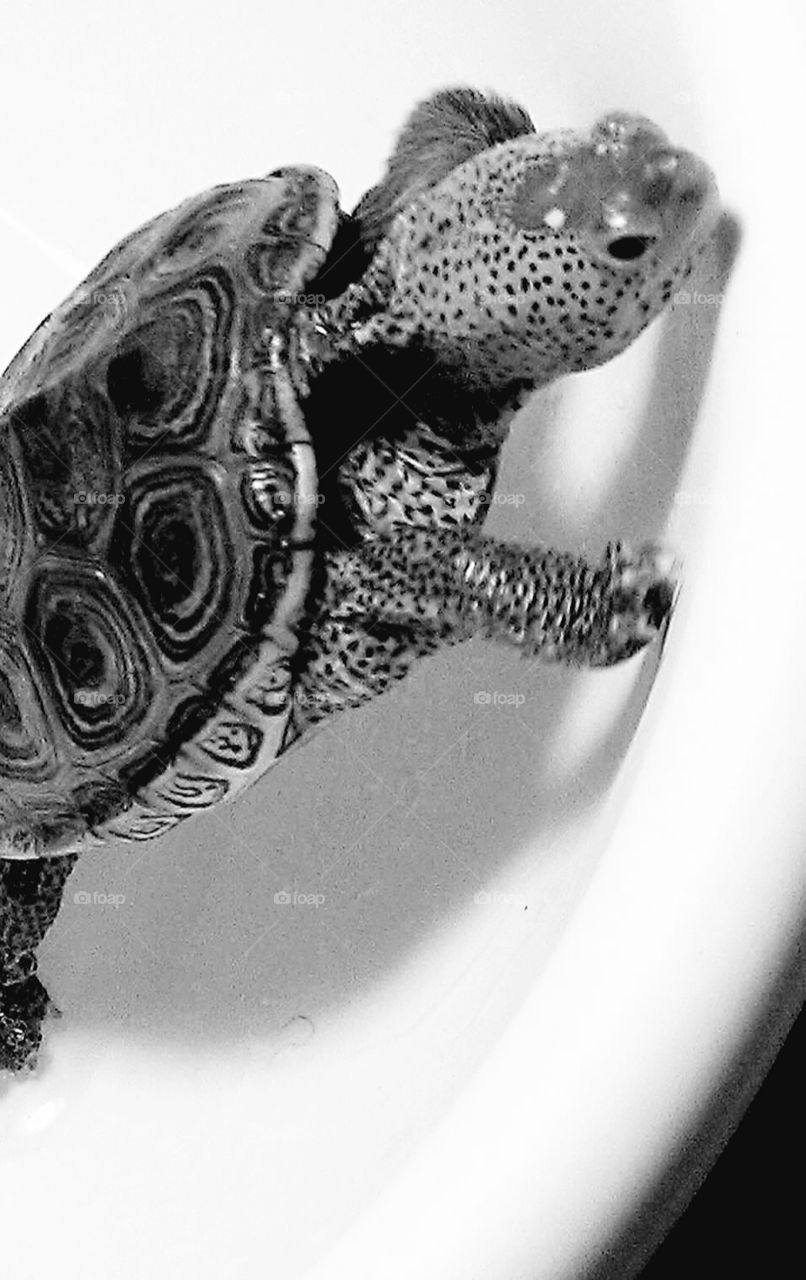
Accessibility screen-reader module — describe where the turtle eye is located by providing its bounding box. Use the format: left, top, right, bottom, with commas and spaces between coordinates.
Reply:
605, 234, 656, 261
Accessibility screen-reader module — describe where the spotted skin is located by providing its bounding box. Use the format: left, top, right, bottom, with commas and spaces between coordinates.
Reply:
338, 427, 496, 535
1, 88, 719, 1071
287, 435, 672, 744
310, 107, 717, 402
288, 430, 494, 733
286, 92, 718, 742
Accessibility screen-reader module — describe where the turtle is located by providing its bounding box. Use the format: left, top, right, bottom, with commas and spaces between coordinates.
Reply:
0, 87, 720, 1072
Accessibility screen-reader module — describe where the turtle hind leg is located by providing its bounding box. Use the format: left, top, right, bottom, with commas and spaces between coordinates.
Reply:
0, 972, 54, 1073
284, 612, 440, 748
0, 853, 78, 1073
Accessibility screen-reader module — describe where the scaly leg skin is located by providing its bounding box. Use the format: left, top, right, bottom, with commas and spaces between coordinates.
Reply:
0, 855, 78, 1073
289, 529, 678, 740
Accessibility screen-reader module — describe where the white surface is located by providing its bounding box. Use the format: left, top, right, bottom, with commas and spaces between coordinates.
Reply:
1, 3, 805, 1279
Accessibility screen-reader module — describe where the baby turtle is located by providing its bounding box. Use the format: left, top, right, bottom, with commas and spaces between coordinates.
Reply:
0, 88, 719, 1071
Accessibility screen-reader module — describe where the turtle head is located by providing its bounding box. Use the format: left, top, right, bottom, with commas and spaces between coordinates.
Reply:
353, 91, 719, 395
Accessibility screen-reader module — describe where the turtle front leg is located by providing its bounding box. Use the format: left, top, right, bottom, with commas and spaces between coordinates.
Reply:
337, 527, 676, 663
425, 529, 678, 665
288, 528, 677, 743
0, 854, 77, 1073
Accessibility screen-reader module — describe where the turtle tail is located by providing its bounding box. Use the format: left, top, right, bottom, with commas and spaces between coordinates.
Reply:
0, 853, 78, 1073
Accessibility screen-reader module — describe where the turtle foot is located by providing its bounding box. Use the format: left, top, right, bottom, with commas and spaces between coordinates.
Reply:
593, 541, 680, 665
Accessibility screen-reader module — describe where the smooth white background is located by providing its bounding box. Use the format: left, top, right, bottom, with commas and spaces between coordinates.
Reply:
1, 3, 804, 1278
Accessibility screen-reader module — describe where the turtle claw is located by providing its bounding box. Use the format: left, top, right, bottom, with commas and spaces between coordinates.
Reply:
599, 541, 680, 664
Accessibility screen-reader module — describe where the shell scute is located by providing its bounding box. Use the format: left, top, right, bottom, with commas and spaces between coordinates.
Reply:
0, 165, 339, 857
9, 380, 120, 547
22, 558, 161, 754
111, 459, 236, 666
105, 266, 236, 450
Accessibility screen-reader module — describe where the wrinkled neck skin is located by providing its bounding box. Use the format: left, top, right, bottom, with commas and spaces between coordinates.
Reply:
290, 268, 545, 460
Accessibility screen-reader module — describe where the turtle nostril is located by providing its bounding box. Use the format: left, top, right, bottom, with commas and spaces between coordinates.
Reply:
606, 234, 656, 261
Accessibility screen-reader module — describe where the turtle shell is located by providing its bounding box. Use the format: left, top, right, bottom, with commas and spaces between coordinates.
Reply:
0, 166, 340, 858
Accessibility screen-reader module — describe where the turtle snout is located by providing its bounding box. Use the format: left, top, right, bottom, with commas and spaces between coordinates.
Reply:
593, 143, 719, 266
591, 111, 670, 158
583, 113, 719, 262
509, 115, 718, 262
